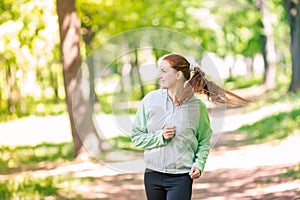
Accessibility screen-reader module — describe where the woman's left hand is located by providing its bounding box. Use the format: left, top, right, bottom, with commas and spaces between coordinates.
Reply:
189, 166, 201, 179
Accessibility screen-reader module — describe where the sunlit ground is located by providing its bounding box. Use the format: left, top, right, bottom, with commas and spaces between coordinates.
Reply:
0, 87, 300, 199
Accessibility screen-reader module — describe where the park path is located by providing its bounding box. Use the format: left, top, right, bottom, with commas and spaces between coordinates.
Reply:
1, 105, 299, 199
0, 86, 300, 199
8, 130, 298, 199
0, 97, 294, 146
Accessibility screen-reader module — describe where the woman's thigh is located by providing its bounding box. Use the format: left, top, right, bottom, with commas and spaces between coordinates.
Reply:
144, 169, 193, 200
164, 173, 193, 200
144, 169, 166, 200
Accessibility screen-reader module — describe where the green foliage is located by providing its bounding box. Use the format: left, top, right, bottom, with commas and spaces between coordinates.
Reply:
130, 83, 158, 101
243, 73, 297, 112
0, 139, 140, 199
0, 97, 66, 122
239, 107, 300, 143
268, 0, 291, 68
0, 0, 294, 119
0, 142, 77, 199
0, 142, 73, 174
97, 93, 113, 114
224, 75, 264, 90
96, 81, 156, 114
76, 0, 219, 51
0, 174, 84, 199
207, 0, 262, 56
279, 164, 300, 180
109, 135, 142, 152
0, 0, 61, 118
238, 76, 300, 143
0, 176, 59, 199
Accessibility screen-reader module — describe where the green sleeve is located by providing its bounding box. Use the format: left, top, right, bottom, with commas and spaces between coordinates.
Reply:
193, 100, 212, 173
131, 101, 169, 149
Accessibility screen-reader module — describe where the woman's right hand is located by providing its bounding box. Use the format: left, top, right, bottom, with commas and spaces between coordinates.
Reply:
163, 125, 175, 140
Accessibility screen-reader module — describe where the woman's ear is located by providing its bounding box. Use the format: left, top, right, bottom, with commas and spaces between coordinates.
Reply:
176, 71, 184, 80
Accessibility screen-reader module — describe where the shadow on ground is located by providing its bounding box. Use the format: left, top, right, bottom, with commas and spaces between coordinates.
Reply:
67, 163, 299, 200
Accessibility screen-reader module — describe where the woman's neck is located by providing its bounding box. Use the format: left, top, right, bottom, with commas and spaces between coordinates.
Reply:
167, 84, 184, 103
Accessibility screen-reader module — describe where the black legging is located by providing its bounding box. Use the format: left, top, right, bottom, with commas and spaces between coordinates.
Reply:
144, 168, 193, 200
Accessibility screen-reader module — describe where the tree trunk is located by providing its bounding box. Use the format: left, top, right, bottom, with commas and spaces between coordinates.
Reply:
133, 49, 145, 98
49, 65, 59, 103
87, 57, 96, 107
152, 49, 162, 89
82, 25, 97, 108
56, 0, 102, 159
254, 0, 277, 89
285, 0, 300, 92
6, 65, 14, 114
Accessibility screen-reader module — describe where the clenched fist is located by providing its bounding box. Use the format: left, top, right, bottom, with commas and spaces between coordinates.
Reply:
163, 125, 175, 140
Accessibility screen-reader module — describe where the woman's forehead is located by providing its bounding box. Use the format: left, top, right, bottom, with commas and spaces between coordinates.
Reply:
158, 60, 171, 68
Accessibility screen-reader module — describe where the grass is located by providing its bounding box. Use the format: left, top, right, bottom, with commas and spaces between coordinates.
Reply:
0, 136, 137, 199
238, 107, 300, 143
279, 163, 300, 180
0, 135, 142, 199
0, 97, 66, 122
0, 136, 140, 175
0, 142, 77, 199
0, 174, 92, 199
242, 86, 300, 114
0, 176, 60, 199
224, 75, 264, 90
109, 135, 142, 152
237, 75, 300, 143
256, 163, 300, 187
0, 142, 74, 174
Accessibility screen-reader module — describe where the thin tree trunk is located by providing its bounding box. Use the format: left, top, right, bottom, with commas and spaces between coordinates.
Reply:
49, 65, 59, 103
87, 57, 96, 107
6, 65, 14, 114
152, 49, 162, 89
56, 0, 102, 159
254, 0, 277, 89
82, 24, 97, 108
0, 69, 2, 106
285, 0, 300, 92
132, 49, 145, 98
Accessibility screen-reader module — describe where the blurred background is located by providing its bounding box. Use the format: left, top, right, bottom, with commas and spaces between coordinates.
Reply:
0, 0, 299, 199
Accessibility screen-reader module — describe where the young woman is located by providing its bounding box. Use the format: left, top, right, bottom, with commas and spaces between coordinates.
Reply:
131, 53, 250, 200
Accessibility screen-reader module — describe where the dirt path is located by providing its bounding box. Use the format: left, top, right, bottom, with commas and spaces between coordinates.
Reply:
1, 132, 299, 200
43, 132, 299, 200
1, 86, 300, 199
76, 164, 299, 200
3, 131, 297, 199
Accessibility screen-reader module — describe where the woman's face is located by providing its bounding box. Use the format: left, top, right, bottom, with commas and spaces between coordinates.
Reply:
158, 60, 178, 89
